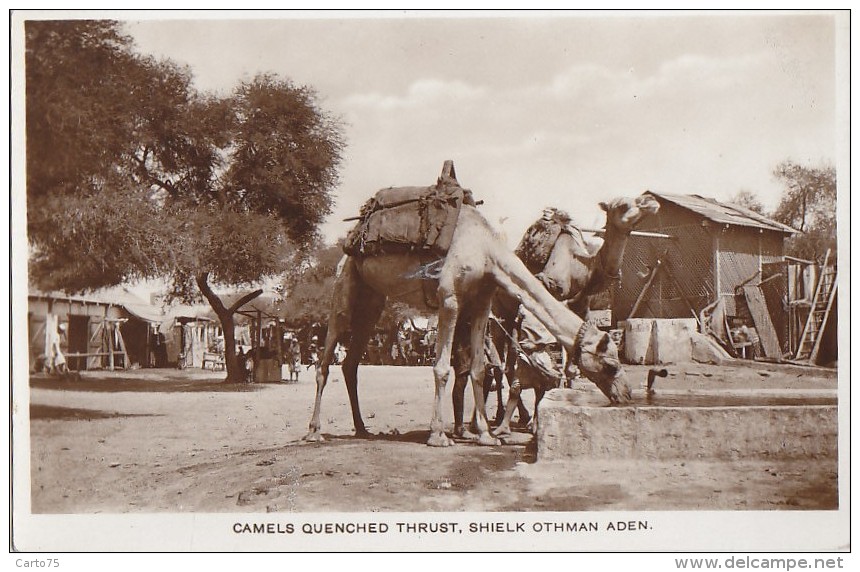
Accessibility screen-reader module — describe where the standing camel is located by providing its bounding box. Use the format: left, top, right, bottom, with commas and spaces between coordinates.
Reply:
304, 170, 632, 448
452, 194, 660, 438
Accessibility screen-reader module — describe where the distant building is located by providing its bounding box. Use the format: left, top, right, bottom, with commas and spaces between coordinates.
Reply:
28, 286, 292, 373
28, 287, 163, 372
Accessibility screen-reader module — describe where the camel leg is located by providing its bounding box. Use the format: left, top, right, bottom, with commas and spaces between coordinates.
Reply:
458, 366, 499, 440
486, 320, 509, 426
530, 387, 546, 434
490, 368, 504, 424
429, 288, 458, 447
516, 398, 532, 426
304, 324, 342, 442
467, 288, 500, 447
500, 321, 532, 427
451, 318, 478, 440
342, 288, 386, 438
452, 373, 477, 439
304, 257, 362, 443
304, 328, 340, 442
493, 381, 521, 438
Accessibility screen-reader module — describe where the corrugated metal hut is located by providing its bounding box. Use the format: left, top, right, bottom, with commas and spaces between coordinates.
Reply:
613, 191, 798, 358
28, 287, 163, 372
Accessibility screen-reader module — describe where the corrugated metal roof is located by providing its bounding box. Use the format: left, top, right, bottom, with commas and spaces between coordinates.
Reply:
646, 191, 799, 234
29, 287, 165, 323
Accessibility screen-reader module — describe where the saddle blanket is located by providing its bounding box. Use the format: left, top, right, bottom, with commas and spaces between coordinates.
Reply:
343, 179, 476, 258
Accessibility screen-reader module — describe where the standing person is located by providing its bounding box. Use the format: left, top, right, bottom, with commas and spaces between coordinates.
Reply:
306, 336, 319, 370
334, 342, 347, 365
48, 322, 68, 375
236, 347, 247, 381
288, 339, 302, 382
155, 332, 168, 367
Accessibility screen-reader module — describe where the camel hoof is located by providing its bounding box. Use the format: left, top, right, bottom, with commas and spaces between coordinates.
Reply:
454, 425, 480, 441
355, 428, 371, 439
427, 432, 455, 447
478, 432, 501, 447
459, 429, 480, 441
303, 431, 325, 443
492, 426, 512, 438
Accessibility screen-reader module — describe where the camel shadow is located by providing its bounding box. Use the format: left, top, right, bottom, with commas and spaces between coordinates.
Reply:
318, 430, 430, 445
314, 428, 536, 453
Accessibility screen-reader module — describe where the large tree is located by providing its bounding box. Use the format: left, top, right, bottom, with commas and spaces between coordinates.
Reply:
26, 21, 178, 290
771, 161, 837, 263
25, 20, 345, 382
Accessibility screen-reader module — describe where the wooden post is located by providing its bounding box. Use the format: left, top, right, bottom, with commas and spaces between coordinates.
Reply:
713, 228, 722, 305
115, 322, 130, 369
254, 310, 262, 382
107, 321, 115, 371
627, 259, 662, 320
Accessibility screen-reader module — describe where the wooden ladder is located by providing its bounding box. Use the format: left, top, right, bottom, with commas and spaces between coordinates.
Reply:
794, 250, 837, 362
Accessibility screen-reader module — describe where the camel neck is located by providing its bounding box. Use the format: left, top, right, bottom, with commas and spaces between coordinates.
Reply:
597, 224, 629, 277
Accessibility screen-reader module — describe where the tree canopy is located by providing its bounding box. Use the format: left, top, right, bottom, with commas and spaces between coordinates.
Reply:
771, 161, 837, 262
26, 20, 345, 298
26, 20, 346, 381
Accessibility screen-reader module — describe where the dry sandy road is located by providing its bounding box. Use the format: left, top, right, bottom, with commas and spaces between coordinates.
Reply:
25, 362, 838, 514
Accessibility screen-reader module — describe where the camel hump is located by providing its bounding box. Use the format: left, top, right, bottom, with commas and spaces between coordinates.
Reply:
343, 162, 477, 258
515, 208, 589, 272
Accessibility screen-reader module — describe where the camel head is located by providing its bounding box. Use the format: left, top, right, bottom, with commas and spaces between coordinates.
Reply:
568, 323, 632, 404
598, 193, 660, 233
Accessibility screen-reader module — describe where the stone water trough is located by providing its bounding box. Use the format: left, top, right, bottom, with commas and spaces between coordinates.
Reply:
536, 387, 837, 462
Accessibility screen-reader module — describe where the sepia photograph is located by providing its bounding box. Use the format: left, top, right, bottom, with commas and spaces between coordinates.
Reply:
9, 9, 850, 554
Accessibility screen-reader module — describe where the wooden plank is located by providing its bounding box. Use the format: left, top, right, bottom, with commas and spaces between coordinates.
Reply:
583, 228, 674, 239
626, 259, 662, 320
742, 285, 782, 359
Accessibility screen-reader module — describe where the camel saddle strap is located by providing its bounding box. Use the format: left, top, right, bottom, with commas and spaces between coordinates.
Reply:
570, 320, 591, 365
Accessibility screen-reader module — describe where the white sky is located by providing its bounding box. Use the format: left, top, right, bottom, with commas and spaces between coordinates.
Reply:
121, 11, 841, 247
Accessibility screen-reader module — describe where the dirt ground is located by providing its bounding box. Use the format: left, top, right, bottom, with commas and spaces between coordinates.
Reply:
25, 360, 839, 514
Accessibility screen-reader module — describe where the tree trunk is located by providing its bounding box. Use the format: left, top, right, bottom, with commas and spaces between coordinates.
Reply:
220, 313, 239, 380
196, 272, 263, 383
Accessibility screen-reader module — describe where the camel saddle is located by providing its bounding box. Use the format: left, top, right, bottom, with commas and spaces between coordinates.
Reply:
514, 207, 589, 274
343, 171, 477, 258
